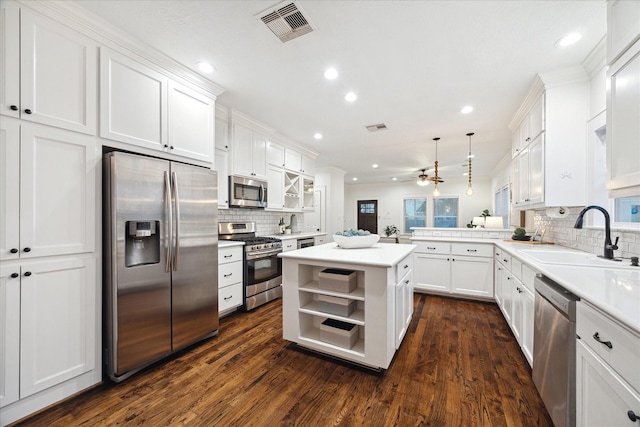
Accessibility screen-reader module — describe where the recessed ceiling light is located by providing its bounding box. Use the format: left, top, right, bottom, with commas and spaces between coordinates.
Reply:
345, 92, 357, 102
314, 133, 323, 140
392, 177, 397, 181
196, 62, 215, 73
324, 67, 338, 80
463, 172, 468, 176
372, 164, 379, 169
461, 105, 474, 114
352, 177, 358, 181
556, 32, 582, 47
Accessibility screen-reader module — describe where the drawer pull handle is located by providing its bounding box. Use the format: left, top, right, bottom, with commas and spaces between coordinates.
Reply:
503, 259, 508, 262
224, 273, 233, 278
403, 264, 409, 269
628, 411, 639, 422
467, 249, 477, 252
427, 247, 436, 250
224, 295, 233, 301
593, 332, 613, 349
224, 254, 233, 258
405, 279, 410, 284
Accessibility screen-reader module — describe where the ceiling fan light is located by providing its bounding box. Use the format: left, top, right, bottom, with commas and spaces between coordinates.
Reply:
417, 179, 430, 186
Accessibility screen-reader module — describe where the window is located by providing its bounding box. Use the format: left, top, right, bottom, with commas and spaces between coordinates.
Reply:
434, 197, 458, 227
403, 198, 426, 233
615, 197, 640, 223
495, 185, 509, 228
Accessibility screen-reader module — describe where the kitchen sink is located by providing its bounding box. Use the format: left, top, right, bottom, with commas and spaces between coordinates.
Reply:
517, 249, 637, 269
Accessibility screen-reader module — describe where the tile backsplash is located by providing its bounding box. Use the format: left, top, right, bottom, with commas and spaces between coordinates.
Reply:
218, 209, 305, 236
533, 207, 640, 259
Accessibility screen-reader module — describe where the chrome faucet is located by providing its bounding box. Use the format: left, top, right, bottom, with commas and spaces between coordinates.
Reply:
574, 205, 619, 260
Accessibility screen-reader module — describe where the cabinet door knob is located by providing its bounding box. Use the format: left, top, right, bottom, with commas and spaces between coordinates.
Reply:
164, 144, 169, 148
628, 411, 639, 422
10, 105, 18, 111
24, 271, 32, 277
592, 332, 613, 349
10, 248, 18, 254
23, 247, 31, 253
24, 108, 32, 114
170, 146, 174, 150
10, 273, 19, 278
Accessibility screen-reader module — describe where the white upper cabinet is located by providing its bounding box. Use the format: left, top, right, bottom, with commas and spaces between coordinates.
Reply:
215, 149, 229, 209
607, 0, 640, 64
284, 148, 315, 175
168, 80, 214, 163
1, 118, 96, 261
267, 141, 285, 167
1, 2, 97, 135
101, 48, 216, 164
100, 48, 168, 151
231, 122, 267, 180
215, 113, 229, 151
607, 38, 640, 196
510, 69, 588, 209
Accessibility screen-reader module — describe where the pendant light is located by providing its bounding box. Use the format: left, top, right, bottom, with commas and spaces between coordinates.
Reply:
465, 132, 474, 196
432, 137, 441, 196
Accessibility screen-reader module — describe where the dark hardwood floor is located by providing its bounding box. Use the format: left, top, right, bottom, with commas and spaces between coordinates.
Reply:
14, 294, 552, 427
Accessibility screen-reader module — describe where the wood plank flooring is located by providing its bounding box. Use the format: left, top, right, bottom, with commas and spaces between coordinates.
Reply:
13, 294, 553, 427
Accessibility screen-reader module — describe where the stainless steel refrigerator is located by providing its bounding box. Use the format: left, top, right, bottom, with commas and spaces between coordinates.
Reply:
104, 151, 218, 382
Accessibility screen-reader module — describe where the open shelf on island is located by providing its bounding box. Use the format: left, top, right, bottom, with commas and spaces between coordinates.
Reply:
299, 323, 365, 356
299, 301, 365, 325
299, 281, 365, 301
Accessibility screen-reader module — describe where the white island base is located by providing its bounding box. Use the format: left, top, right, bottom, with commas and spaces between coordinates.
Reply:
279, 242, 416, 370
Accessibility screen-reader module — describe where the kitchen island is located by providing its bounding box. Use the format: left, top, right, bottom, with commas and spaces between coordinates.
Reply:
279, 242, 416, 370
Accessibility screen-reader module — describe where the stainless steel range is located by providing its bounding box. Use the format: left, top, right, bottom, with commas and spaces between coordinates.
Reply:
218, 222, 282, 310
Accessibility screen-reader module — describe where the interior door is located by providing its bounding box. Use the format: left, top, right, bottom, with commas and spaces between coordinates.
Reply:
357, 200, 377, 233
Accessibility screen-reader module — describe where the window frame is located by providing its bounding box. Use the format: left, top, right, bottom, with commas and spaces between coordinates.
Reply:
433, 196, 459, 228
402, 197, 427, 233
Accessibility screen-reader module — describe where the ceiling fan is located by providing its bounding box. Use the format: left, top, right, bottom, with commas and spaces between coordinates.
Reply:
403, 168, 445, 185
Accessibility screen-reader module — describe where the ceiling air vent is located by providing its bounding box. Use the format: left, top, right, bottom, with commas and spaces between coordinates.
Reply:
259, 2, 314, 43
366, 123, 388, 132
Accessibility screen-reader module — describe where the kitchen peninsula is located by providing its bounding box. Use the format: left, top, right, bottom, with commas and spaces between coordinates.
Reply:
280, 242, 416, 370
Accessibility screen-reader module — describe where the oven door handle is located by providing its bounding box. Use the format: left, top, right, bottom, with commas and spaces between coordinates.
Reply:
245, 249, 282, 260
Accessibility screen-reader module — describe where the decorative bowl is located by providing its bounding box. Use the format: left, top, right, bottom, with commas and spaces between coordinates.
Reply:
333, 234, 380, 249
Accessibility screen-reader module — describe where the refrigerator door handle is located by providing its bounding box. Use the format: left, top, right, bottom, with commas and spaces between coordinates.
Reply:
164, 170, 172, 273
171, 171, 180, 271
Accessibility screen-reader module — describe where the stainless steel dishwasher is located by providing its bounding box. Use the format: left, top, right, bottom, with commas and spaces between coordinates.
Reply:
532, 275, 580, 427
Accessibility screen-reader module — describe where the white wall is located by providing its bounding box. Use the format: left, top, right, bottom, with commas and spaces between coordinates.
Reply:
343, 177, 493, 234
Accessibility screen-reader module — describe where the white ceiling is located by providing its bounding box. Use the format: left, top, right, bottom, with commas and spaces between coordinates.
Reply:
72, 0, 606, 185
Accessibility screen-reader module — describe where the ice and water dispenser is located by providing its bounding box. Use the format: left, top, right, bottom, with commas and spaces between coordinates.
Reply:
125, 221, 160, 267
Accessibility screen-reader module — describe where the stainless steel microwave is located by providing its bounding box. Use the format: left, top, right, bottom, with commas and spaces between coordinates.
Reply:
229, 175, 268, 208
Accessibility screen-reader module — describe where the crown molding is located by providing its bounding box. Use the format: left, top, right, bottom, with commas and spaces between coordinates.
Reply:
19, 0, 226, 99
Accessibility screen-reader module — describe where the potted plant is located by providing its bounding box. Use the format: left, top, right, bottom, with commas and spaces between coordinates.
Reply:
284, 225, 292, 235
512, 227, 530, 241
383, 225, 399, 237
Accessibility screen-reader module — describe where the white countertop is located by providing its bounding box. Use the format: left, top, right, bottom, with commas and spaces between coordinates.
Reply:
266, 231, 326, 241
412, 236, 640, 334
219, 241, 244, 248
279, 242, 416, 268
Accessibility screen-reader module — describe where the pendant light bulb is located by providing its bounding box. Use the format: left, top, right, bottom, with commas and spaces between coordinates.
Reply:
433, 186, 441, 197
465, 132, 474, 196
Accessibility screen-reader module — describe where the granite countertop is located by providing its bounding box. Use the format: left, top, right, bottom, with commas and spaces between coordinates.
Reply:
411, 235, 640, 334
279, 242, 416, 268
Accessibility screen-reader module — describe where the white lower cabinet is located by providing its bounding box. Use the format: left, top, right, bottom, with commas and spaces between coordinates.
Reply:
0, 265, 20, 408
494, 249, 535, 367
413, 242, 493, 299
19, 258, 96, 398
218, 246, 243, 316
1, 257, 97, 412
577, 340, 640, 427
395, 257, 413, 349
